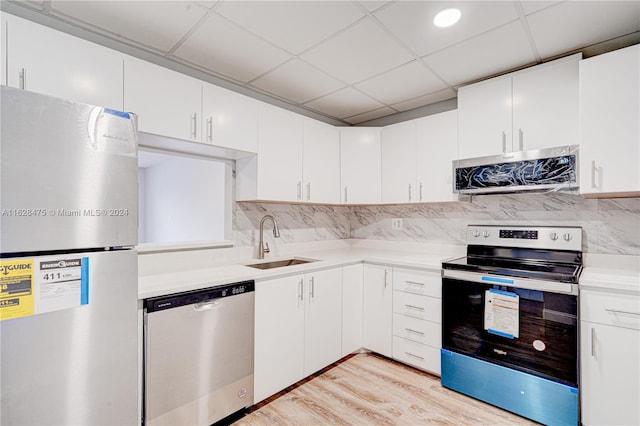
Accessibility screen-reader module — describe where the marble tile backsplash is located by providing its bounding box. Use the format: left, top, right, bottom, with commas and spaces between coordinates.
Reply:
234, 194, 640, 255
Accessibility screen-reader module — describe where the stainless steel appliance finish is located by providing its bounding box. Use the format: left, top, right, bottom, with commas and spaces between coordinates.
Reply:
1, 87, 138, 425
144, 281, 255, 426
1, 86, 138, 253
453, 145, 579, 195
441, 225, 583, 426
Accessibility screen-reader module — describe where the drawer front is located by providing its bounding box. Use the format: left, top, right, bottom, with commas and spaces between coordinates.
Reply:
393, 291, 441, 323
393, 269, 441, 297
393, 313, 441, 347
392, 336, 440, 375
581, 290, 640, 330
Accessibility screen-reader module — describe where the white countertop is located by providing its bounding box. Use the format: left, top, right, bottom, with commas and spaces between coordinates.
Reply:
138, 239, 640, 299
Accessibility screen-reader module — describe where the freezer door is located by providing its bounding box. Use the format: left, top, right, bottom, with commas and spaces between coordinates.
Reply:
0, 86, 137, 252
0, 250, 138, 426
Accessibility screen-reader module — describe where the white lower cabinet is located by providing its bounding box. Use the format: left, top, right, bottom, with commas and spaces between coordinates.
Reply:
580, 289, 640, 425
362, 264, 393, 357
341, 264, 364, 356
254, 268, 342, 403
391, 268, 442, 375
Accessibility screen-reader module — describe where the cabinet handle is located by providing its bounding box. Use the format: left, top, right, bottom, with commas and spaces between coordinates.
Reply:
405, 304, 424, 311
384, 269, 388, 288
605, 308, 640, 316
298, 278, 304, 302
405, 280, 424, 287
309, 276, 315, 299
191, 113, 197, 139
306, 182, 311, 201
591, 327, 596, 357
206, 116, 213, 142
419, 182, 423, 202
408, 184, 412, 202
405, 351, 424, 361
19, 68, 26, 90
518, 128, 524, 151
297, 181, 302, 201
591, 160, 599, 189
502, 131, 507, 153
344, 186, 348, 203
405, 328, 424, 336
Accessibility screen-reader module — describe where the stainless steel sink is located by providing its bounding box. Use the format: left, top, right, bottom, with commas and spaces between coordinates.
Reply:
246, 258, 316, 270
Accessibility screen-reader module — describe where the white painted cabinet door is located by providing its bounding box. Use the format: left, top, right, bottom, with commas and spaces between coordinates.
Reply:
256, 104, 304, 202
124, 57, 201, 142
1, 14, 8, 86
303, 119, 340, 204
362, 264, 392, 357
254, 275, 305, 403
381, 121, 417, 204
6, 13, 124, 110
304, 268, 343, 376
201, 82, 258, 153
458, 76, 512, 159
580, 45, 640, 197
512, 56, 579, 151
580, 322, 640, 425
342, 264, 363, 356
340, 128, 382, 204
416, 110, 458, 202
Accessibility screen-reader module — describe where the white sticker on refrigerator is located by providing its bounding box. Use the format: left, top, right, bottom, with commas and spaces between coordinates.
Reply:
484, 289, 519, 339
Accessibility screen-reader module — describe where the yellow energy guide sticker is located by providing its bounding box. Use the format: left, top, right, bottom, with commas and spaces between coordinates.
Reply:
0, 259, 35, 320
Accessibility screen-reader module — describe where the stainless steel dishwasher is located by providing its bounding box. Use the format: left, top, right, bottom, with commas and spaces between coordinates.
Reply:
144, 280, 255, 425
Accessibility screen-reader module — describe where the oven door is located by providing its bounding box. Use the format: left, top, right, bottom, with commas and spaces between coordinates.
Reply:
442, 269, 578, 387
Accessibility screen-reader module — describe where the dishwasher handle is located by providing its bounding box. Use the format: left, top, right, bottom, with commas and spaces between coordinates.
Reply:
194, 300, 222, 311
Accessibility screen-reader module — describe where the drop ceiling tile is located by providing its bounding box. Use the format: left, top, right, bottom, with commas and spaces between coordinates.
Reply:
250, 59, 346, 104
173, 13, 291, 83
216, 1, 365, 54
301, 18, 414, 85
49, 1, 209, 52
304, 87, 384, 119
423, 21, 536, 87
355, 60, 448, 105
343, 106, 397, 125
374, 1, 519, 57
391, 88, 457, 112
527, 1, 640, 58
520, 1, 561, 15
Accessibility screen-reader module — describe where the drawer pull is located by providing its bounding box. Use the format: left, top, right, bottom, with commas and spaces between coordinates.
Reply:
405, 351, 424, 360
591, 327, 596, 357
405, 304, 424, 311
605, 308, 640, 316
405, 280, 425, 287
405, 328, 424, 336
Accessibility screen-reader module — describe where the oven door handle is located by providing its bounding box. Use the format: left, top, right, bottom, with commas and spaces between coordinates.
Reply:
441, 269, 579, 295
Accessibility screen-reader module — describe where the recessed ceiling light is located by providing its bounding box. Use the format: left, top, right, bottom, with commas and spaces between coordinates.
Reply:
433, 8, 462, 28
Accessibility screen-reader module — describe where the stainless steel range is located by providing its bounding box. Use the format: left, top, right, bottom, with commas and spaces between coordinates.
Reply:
441, 225, 582, 426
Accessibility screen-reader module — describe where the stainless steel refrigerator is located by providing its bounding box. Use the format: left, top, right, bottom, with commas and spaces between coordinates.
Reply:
0, 86, 138, 425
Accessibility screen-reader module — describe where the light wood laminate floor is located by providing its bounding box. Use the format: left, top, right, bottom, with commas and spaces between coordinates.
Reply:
235, 353, 538, 425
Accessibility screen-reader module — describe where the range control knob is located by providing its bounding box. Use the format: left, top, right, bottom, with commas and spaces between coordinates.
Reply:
549, 232, 558, 241
563, 233, 573, 242
472, 230, 481, 238
483, 230, 491, 238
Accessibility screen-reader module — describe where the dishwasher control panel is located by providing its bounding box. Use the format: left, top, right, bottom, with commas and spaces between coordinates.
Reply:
145, 280, 255, 313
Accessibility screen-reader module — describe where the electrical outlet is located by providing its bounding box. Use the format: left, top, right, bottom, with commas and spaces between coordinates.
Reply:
391, 218, 403, 230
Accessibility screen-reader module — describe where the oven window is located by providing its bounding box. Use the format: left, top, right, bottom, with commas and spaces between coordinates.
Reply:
442, 278, 578, 386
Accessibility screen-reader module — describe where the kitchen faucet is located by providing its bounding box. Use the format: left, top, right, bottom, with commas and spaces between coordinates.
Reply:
258, 214, 280, 259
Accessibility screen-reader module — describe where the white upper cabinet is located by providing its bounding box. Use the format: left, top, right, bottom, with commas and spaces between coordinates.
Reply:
458, 54, 580, 159
302, 119, 340, 204
579, 45, 640, 198
340, 128, 382, 204
201, 83, 258, 153
381, 121, 417, 204
5, 13, 124, 110
416, 110, 458, 203
1, 14, 8, 86
124, 57, 202, 142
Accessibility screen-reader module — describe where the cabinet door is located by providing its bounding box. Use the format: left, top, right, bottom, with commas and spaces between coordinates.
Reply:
381, 121, 417, 203
580, 322, 640, 425
6, 13, 123, 110
580, 45, 640, 197
340, 128, 382, 204
341, 264, 363, 356
256, 104, 304, 202
458, 76, 512, 158
362, 264, 392, 357
304, 268, 343, 376
124, 57, 201, 142
512, 56, 579, 151
201, 83, 258, 153
1, 14, 7, 86
303, 119, 340, 204
416, 110, 458, 202
254, 276, 305, 403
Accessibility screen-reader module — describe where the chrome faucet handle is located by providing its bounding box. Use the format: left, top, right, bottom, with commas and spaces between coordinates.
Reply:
263, 242, 270, 254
